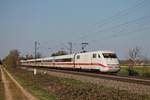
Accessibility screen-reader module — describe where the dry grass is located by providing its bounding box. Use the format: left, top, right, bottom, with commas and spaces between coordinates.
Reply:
0, 66, 5, 100
7, 67, 150, 100
7, 67, 57, 100
3, 67, 29, 100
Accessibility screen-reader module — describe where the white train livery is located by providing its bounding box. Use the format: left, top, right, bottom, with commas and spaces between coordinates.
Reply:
21, 50, 120, 73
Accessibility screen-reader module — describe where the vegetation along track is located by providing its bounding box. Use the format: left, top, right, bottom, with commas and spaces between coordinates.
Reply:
23, 66, 150, 86
22, 66, 150, 96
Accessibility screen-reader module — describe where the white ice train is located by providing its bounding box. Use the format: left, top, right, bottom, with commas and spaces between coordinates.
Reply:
21, 50, 120, 73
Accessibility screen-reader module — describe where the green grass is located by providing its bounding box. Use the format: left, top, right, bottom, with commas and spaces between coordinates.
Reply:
117, 67, 129, 76
118, 66, 150, 77
133, 67, 150, 77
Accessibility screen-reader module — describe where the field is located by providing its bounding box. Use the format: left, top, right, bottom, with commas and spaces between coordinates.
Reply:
6, 66, 150, 100
118, 66, 150, 77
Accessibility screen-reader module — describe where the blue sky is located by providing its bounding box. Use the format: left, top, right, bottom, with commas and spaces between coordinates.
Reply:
0, 0, 150, 59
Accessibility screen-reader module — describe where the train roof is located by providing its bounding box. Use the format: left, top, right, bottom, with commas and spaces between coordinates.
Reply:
76, 50, 115, 55
20, 50, 116, 62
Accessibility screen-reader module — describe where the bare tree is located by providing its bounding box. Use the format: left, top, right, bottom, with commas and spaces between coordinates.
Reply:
128, 46, 141, 66
25, 54, 34, 59
127, 46, 141, 75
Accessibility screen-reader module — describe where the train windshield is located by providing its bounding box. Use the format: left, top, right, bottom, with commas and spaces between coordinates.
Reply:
102, 53, 117, 58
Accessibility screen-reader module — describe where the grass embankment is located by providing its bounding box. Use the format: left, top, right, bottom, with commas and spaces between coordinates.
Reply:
0, 66, 5, 100
7, 66, 150, 100
118, 66, 150, 77
7, 67, 57, 100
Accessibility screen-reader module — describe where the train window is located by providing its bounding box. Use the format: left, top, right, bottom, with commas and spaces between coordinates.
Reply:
77, 55, 80, 59
93, 54, 96, 58
55, 58, 72, 62
103, 53, 117, 58
44, 60, 52, 62
48, 60, 52, 62
98, 54, 101, 58
63, 58, 72, 62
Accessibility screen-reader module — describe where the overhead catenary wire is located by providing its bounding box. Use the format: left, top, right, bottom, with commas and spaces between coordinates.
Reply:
42, 0, 150, 54
73, 14, 150, 46
90, 25, 150, 43
85, 15, 150, 39
76, 0, 148, 41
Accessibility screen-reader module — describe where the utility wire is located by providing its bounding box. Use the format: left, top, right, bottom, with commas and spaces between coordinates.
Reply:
76, 0, 148, 41
90, 25, 150, 43
80, 15, 150, 40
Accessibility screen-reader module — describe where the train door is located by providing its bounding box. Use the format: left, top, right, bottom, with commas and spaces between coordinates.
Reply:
91, 53, 102, 69
75, 54, 81, 69
75, 54, 87, 69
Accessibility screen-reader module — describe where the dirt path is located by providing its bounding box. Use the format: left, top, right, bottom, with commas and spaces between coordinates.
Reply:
0, 66, 13, 100
0, 66, 37, 100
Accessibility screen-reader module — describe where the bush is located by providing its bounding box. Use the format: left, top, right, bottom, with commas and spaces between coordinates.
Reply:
3, 50, 20, 68
127, 68, 139, 76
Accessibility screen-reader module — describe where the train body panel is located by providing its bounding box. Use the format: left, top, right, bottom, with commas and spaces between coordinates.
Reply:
20, 50, 120, 73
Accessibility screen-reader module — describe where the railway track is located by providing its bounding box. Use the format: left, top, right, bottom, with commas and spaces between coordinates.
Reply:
22, 66, 150, 86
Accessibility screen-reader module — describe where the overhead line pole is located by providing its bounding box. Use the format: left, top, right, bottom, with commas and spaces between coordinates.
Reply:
35, 41, 37, 60
68, 42, 73, 54
34, 41, 38, 75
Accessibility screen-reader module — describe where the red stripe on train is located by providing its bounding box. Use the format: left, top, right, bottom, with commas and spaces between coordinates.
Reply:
53, 62, 112, 68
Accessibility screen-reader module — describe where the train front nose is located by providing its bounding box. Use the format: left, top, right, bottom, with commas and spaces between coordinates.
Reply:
107, 64, 120, 72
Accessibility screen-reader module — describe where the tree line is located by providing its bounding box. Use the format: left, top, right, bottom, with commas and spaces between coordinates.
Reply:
2, 49, 68, 68
2, 47, 150, 70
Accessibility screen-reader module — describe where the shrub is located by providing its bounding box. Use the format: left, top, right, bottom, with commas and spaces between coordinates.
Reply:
127, 68, 139, 76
